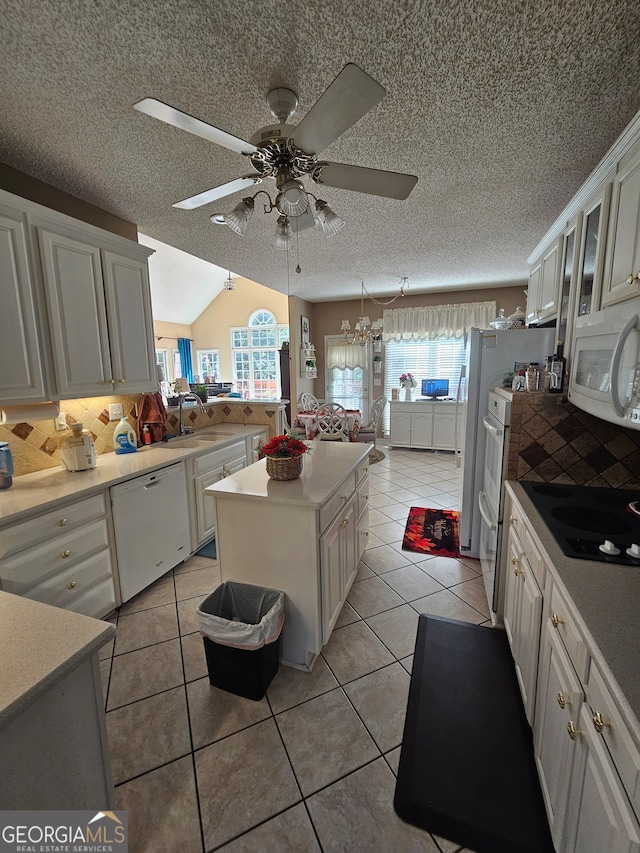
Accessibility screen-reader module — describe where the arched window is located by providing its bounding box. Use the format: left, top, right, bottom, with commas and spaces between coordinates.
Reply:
231, 310, 289, 399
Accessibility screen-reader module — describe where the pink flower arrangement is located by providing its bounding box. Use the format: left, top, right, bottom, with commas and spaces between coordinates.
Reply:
399, 373, 417, 389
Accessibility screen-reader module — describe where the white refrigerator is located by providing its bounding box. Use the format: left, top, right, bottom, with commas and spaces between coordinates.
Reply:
458, 327, 556, 559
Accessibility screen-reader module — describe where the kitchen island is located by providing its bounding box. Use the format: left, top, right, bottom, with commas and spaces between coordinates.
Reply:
207, 441, 371, 671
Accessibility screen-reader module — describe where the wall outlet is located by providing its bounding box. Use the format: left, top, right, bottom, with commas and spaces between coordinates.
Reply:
55, 411, 68, 431
109, 403, 124, 421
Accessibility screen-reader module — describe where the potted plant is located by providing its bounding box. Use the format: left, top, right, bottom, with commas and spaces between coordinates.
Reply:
166, 380, 182, 407
259, 433, 310, 480
194, 383, 209, 403
399, 372, 417, 401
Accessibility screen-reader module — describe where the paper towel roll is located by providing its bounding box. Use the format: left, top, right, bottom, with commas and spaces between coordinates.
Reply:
0, 402, 61, 424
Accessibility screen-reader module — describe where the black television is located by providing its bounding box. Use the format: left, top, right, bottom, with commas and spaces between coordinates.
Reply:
421, 379, 449, 399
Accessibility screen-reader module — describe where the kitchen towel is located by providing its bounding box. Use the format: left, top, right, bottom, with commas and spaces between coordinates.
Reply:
137, 392, 168, 443
402, 507, 460, 556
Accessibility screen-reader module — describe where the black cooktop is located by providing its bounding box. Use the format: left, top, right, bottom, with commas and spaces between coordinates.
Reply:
519, 481, 640, 566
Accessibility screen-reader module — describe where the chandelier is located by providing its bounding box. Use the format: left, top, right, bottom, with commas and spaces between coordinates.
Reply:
210, 169, 344, 251
340, 278, 409, 346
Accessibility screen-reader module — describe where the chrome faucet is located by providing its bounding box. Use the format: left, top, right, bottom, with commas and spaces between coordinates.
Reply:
179, 393, 206, 435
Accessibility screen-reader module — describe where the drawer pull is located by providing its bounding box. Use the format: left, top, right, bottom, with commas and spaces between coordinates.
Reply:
67, 581, 76, 590
592, 712, 610, 733
567, 721, 579, 740
58, 518, 67, 527
362, 530, 369, 536
557, 692, 571, 709
509, 515, 516, 523
341, 518, 349, 528
341, 494, 348, 502
61, 549, 71, 559
551, 613, 564, 628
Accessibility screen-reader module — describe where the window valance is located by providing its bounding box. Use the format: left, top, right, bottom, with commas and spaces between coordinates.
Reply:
326, 337, 368, 371
382, 301, 497, 342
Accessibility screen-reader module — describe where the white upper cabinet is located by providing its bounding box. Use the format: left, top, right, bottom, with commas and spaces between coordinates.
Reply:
0, 189, 155, 403
573, 177, 613, 318
527, 237, 561, 325
0, 204, 48, 403
601, 145, 640, 307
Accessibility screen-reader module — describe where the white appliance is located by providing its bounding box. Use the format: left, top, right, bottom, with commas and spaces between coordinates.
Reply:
459, 327, 556, 576
569, 296, 640, 429
111, 462, 191, 602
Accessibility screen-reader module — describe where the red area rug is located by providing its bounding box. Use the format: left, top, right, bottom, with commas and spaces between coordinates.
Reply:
402, 508, 460, 557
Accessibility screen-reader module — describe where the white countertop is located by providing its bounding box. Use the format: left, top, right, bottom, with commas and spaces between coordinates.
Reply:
508, 481, 640, 742
0, 591, 115, 726
207, 442, 370, 507
0, 424, 266, 525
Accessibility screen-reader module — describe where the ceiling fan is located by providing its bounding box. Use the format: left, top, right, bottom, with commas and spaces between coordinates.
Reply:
133, 63, 418, 226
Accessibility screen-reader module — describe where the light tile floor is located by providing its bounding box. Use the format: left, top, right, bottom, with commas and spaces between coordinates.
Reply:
101, 444, 489, 852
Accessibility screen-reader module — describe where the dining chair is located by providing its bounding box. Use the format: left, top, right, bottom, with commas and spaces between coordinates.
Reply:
356, 395, 387, 450
316, 403, 347, 441
298, 392, 319, 411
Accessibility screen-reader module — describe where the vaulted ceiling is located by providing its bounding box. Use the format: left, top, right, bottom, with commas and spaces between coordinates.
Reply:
2, 0, 639, 307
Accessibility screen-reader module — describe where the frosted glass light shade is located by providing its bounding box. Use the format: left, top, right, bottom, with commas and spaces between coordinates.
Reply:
314, 199, 345, 237
276, 180, 309, 217
341, 320, 351, 331
274, 216, 293, 251
224, 197, 255, 236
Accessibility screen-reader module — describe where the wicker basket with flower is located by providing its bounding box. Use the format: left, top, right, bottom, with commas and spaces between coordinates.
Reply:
259, 434, 310, 480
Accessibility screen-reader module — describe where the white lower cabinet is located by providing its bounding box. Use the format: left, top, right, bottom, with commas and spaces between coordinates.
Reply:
389, 401, 458, 450
320, 492, 357, 644
505, 486, 640, 853
503, 518, 544, 724
0, 493, 117, 619
190, 440, 247, 548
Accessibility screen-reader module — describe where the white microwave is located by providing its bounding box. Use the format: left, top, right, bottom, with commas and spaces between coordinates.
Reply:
569, 297, 640, 429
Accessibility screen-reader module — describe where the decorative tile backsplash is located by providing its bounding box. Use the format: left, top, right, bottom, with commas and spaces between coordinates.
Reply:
508, 392, 640, 489
0, 396, 279, 477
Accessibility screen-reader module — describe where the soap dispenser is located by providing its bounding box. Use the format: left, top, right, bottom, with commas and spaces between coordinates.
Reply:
113, 416, 138, 454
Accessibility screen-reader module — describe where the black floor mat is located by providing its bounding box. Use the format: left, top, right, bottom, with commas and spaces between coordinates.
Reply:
394, 615, 554, 853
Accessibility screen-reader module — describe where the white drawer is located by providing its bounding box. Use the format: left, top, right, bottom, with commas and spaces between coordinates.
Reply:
548, 582, 589, 682
0, 493, 106, 558
587, 659, 640, 819
522, 525, 546, 591
320, 473, 356, 533
192, 441, 246, 475
356, 461, 369, 486
65, 576, 118, 620
1, 519, 110, 594
22, 549, 114, 611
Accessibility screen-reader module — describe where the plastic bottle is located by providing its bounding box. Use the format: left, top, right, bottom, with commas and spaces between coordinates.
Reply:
113, 416, 138, 454
142, 424, 152, 445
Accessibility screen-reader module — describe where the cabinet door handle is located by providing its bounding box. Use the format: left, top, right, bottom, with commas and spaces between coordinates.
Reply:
61, 549, 71, 559
557, 692, 571, 709
551, 613, 564, 628
592, 712, 610, 733
341, 494, 348, 502
509, 515, 516, 523
567, 721, 579, 740
341, 518, 349, 527
626, 272, 640, 284
58, 518, 67, 527
67, 581, 76, 590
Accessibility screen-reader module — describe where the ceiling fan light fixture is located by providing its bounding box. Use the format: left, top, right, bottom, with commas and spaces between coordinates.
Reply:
276, 179, 309, 217
274, 215, 293, 251
223, 196, 255, 236
210, 213, 227, 225
314, 199, 345, 237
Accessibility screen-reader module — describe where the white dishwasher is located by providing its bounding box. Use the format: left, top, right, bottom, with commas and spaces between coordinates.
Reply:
111, 462, 191, 602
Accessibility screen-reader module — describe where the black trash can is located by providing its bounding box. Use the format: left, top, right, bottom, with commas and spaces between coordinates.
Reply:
197, 581, 285, 701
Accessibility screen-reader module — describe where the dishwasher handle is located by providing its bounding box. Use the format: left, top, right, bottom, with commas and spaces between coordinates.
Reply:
478, 489, 497, 531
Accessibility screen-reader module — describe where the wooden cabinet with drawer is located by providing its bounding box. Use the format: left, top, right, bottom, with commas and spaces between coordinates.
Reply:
0, 492, 117, 618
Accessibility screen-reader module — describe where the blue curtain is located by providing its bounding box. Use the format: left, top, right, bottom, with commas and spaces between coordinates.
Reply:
177, 338, 194, 383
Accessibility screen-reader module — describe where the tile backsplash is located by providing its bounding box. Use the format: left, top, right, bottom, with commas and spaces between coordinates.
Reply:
1, 396, 280, 477
508, 391, 640, 489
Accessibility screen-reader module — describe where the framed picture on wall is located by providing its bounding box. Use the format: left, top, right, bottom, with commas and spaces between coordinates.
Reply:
301, 316, 310, 344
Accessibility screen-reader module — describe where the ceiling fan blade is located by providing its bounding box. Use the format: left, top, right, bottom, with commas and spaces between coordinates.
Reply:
291, 64, 385, 155
312, 162, 418, 200
172, 176, 262, 210
133, 97, 257, 156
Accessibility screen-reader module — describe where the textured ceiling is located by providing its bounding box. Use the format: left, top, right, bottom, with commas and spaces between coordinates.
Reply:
2, 0, 639, 306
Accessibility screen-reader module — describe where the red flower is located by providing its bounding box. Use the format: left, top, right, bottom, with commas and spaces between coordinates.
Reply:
259, 434, 310, 459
